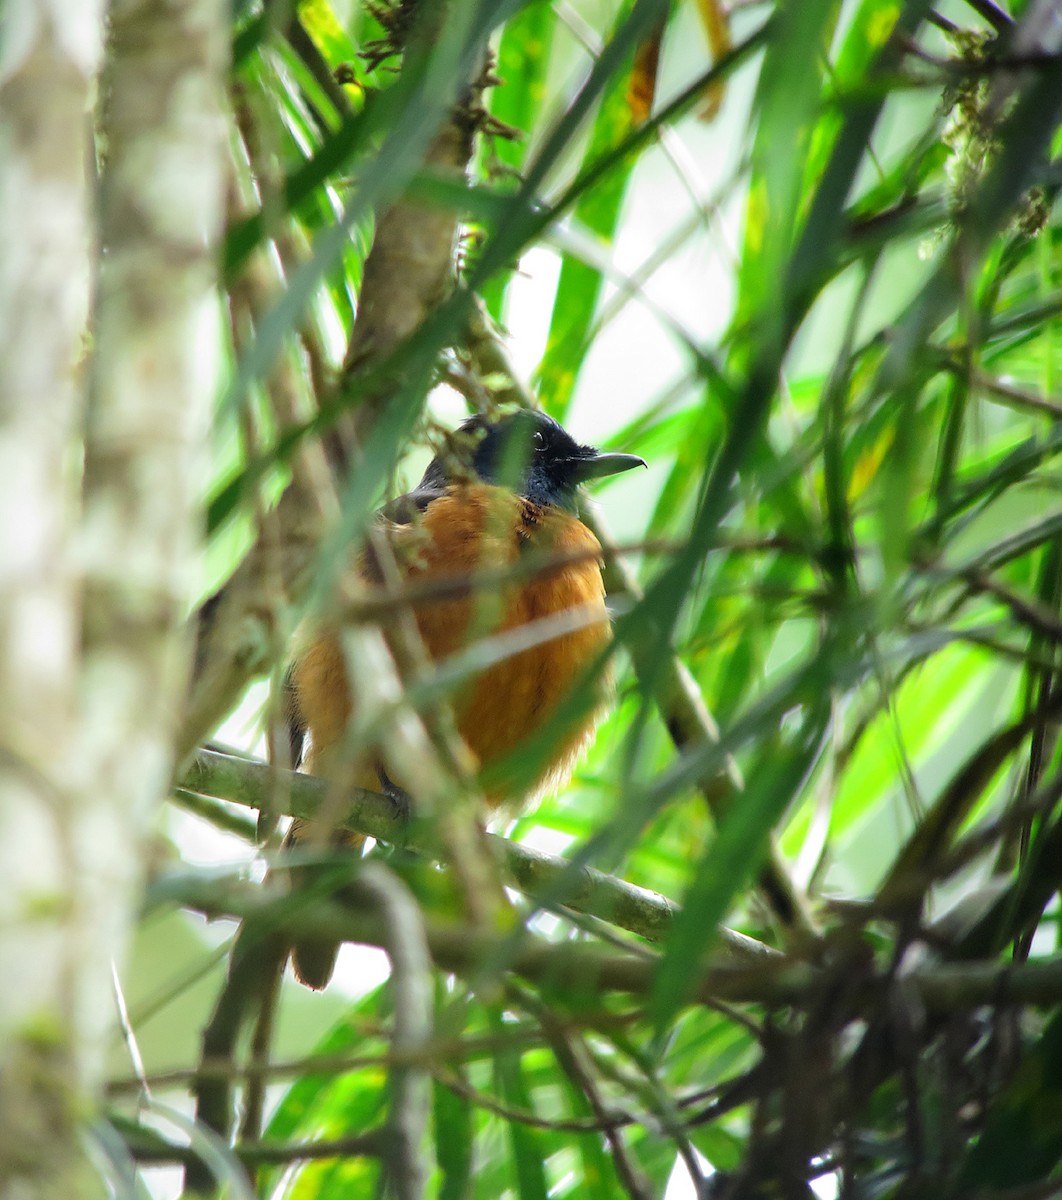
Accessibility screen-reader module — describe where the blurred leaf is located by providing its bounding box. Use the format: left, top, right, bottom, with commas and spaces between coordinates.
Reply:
490, 1009, 550, 1200
481, 2, 555, 318
298, 0, 359, 67
738, 0, 838, 333
223, 102, 370, 281
690, 0, 731, 120
957, 1007, 1062, 1192
650, 697, 829, 1034
627, 15, 665, 126
434, 1077, 474, 1200
257, 989, 389, 1196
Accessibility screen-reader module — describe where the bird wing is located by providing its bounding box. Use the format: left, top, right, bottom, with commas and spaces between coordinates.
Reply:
283, 482, 450, 769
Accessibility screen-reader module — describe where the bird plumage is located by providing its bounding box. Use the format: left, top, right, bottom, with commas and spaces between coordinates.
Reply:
285, 410, 644, 988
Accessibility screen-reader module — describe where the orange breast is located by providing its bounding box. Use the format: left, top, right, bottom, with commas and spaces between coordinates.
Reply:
292, 483, 611, 805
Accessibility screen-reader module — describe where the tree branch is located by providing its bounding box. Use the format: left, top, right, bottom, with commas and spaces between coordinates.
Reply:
354, 865, 434, 1200
155, 871, 813, 1006
181, 748, 776, 958
155, 870, 1062, 1013
119, 1122, 384, 1166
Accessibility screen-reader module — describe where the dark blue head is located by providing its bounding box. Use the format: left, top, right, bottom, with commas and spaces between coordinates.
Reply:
420, 410, 645, 512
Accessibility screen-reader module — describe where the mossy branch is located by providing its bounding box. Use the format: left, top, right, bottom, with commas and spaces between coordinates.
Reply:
179, 748, 775, 960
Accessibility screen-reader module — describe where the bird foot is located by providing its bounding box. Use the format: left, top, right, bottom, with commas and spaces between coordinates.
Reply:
376, 766, 413, 822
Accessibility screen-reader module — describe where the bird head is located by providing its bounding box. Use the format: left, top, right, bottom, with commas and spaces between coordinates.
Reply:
421, 410, 646, 512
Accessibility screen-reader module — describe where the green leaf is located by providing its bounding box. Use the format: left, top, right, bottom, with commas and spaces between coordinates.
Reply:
649, 698, 829, 1035
536, 0, 646, 420
490, 1009, 550, 1200
738, 0, 839, 331
481, 3, 555, 318
434, 1077, 473, 1200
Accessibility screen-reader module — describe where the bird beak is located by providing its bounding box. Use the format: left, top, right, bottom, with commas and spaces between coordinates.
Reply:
570, 451, 648, 483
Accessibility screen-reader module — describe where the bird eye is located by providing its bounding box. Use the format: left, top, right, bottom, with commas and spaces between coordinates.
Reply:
532, 431, 547, 451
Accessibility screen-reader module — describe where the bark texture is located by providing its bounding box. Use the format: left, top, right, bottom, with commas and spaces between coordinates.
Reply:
0, 5, 105, 1193
0, 0, 227, 1193
80, 0, 227, 1067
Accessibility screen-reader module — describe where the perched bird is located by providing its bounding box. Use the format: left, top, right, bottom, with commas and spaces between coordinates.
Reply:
285, 408, 645, 988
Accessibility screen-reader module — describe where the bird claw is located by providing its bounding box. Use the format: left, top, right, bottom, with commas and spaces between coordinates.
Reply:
376, 766, 413, 822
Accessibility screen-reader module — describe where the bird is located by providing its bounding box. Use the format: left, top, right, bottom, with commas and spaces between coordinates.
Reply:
283, 408, 645, 988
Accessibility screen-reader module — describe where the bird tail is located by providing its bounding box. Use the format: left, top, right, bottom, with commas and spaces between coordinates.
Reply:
283, 818, 366, 990
291, 934, 339, 992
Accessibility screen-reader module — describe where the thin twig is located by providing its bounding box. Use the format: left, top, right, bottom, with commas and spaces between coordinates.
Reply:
107, 1026, 549, 1095
509, 982, 654, 1199
187, 922, 287, 1193
433, 1066, 628, 1134
961, 567, 1062, 643
354, 864, 435, 1200
123, 1126, 385, 1166
336, 533, 809, 622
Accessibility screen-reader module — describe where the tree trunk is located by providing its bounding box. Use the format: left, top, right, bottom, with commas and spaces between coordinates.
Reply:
0, 1, 226, 1193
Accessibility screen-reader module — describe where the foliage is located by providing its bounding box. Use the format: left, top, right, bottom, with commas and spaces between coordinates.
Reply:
106, 1, 1062, 1197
